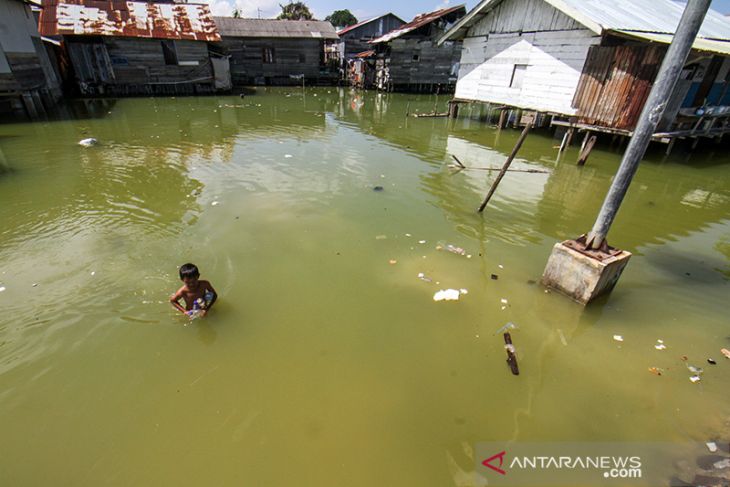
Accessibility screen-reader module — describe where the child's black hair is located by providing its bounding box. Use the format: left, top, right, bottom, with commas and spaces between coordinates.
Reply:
179, 263, 200, 280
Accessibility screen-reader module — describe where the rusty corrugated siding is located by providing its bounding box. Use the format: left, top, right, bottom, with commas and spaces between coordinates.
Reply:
573, 45, 665, 130
38, 0, 220, 41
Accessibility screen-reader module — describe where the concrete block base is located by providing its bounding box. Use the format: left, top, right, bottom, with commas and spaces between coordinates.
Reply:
541, 240, 632, 304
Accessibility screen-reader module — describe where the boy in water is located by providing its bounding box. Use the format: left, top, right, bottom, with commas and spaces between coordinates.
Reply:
170, 263, 217, 318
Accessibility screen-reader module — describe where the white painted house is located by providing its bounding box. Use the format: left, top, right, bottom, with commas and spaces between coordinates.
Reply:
439, 0, 730, 130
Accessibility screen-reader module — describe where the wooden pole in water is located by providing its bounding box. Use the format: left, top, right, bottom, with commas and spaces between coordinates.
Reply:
498, 108, 507, 129
577, 135, 598, 166
477, 121, 532, 213
504, 332, 519, 375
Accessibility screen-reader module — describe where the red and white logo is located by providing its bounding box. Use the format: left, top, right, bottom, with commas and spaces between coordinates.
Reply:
483, 451, 507, 475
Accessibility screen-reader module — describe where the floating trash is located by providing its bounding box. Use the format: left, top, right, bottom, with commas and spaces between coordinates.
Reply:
373, 186, 384, 192
713, 459, 730, 469
78, 138, 97, 147
433, 289, 464, 302
655, 343, 667, 350
557, 329, 568, 346
613, 335, 624, 342
0, 286, 5, 292
495, 322, 518, 334
721, 348, 730, 359
417, 272, 432, 282
375, 235, 387, 240
436, 243, 467, 256
687, 365, 704, 375
284, 154, 293, 158
500, 298, 508, 304
707, 358, 717, 365
90, 271, 96, 276
689, 375, 701, 383
706, 442, 718, 453
388, 259, 397, 265
491, 274, 499, 280
418, 240, 426, 244
648, 367, 662, 376
211, 201, 220, 206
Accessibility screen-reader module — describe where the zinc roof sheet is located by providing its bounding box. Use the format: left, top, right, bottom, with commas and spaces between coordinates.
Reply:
38, 0, 220, 41
370, 5, 466, 44
213, 17, 338, 39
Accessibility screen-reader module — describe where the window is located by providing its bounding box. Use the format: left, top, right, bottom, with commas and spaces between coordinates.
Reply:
412, 54, 420, 61
510, 64, 527, 89
161, 40, 178, 65
262, 47, 275, 64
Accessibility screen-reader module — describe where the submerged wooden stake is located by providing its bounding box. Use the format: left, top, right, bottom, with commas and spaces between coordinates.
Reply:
577, 135, 597, 166
451, 154, 466, 168
477, 122, 532, 213
504, 332, 519, 375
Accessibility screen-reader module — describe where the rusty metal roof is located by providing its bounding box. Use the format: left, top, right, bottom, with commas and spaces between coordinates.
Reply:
38, 0, 220, 41
214, 17, 338, 39
369, 5, 466, 44
354, 49, 375, 58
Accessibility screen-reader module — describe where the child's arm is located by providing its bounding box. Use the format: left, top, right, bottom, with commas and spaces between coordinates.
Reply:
169, 288, 188, 315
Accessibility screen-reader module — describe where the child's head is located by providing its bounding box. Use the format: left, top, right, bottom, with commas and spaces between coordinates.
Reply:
179, 263, 200, 286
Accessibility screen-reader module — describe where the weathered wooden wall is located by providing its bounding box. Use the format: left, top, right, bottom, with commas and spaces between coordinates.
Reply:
66, 36, 216, 95
221, 37, 327, 85
385, 38, 462, 88
453, 0, 598, 114
573, 45, 665, 130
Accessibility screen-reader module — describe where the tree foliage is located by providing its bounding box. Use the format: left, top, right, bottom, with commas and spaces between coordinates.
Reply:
325, 9, 358, 28
232, 8, 242, 18
277, 2, 314, 20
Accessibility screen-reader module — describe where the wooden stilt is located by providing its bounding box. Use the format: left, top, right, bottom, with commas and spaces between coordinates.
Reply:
565, 128, 575, 148
558, 131, 569, 153
577, 135, 598, 166
477, 121, 533, 213
498, 109, 507, 129
665, 138, 676, 156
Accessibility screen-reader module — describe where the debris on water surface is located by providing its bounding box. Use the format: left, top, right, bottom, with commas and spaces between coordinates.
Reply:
648, 367, 662, 376
491, 274, 499, 280
211, 201, 219, 206
284, 154, 293, 158
706, 442, 718, 453
500, 298, 508, 304
613, 335, 624, 342
721, 348, 730, 359
375, 235, 387, 240
436, 243, 467, 256
0, 286, 5, 292
373, 186, 384, 192
418, 240, 426, 244
655, 343, 667, 350
498, 264, 504, 269
495, 322, 518, 334
707, 358, 717, 365
405, 233, 412, 237
90, 271, 96, 276
78, 138, 97, 147
714, 458, 730, 469
417, 272, 432, 282
388, 259, 397, 265
433, 289, 463, 302
690, 375, 701, 383
504, 333, 519, 375
688, 365, 704, 375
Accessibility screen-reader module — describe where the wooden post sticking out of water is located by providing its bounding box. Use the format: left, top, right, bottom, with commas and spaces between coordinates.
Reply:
504, 333, 519, 375
577, 135, 597, 166
477, 120, 533, 213
498, 108, 507, 129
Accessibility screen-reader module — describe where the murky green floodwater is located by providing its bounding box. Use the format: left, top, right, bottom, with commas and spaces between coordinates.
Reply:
1, 88, 729, 486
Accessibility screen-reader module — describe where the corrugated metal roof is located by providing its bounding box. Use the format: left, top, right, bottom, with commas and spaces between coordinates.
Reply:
336, 13, 404, 36
214, 17, 338, 39
440, 0, 730, 50
370, 5, 466, 44
38, 0, 220, 41
354, 49, 375, 58
612, 30, 730, 56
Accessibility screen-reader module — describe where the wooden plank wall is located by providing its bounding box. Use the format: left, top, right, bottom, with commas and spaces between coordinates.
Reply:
573, 45, 665, 130
221, 37, 325, 85
66, 37, 216, 95
456, 30, 598, 113
385, 38, 462, 89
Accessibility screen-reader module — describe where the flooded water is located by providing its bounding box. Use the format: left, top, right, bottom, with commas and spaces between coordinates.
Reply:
1, 88, 729, 486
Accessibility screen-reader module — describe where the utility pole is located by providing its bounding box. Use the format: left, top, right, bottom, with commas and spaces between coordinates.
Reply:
584, 0, 712, 250
257, 8, 262, 19
542, 0, 712, 304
